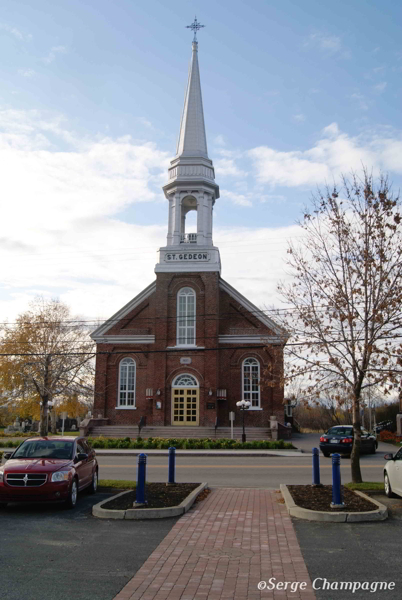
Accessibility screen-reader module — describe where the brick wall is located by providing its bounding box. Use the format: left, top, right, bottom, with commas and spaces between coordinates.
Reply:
93, 272, 285, 428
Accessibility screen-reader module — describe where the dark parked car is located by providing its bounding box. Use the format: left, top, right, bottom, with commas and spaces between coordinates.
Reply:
0, 436, 98, 509
319, 426, 378, 457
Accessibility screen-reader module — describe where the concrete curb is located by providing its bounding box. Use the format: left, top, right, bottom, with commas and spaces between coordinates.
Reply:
92, 449, 303, 457
280, 484, 388, 522
92, 482, 208, 520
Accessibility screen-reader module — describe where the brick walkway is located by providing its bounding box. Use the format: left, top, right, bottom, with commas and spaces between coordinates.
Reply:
114, 488, 316, 600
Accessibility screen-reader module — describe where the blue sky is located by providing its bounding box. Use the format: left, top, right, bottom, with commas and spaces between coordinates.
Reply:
1, 0, 401, 321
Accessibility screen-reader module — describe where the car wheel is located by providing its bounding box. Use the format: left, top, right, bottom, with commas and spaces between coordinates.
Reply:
384, 473, 395, 498
65, 478, 78, 508
0, 502, 8, 509
88, 469, 98, 495
370, 443, 376, 454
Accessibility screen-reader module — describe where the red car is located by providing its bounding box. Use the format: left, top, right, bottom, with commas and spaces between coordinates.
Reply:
0, 436, 98, 509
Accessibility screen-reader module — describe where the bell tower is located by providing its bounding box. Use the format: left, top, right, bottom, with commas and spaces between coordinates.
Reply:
155, 20, 220, 274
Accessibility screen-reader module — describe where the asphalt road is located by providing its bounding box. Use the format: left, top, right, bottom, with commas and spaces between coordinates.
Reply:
96, 434, 393, 488
0, 492, 178, 600
294, 494, 402, 599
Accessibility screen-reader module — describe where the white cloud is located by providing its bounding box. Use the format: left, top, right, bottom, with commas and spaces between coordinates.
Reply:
217, 224, 302, 308
1, 108, 402, 325
137, 117, 154, 129
215, 149, 247, 178
350, 92, 369, 111
248, 122, 402, 188
305, 33, 349, 58
374, 81, 387, 93
293, 113, 306, 123
43, 45, 67, 64
0, 23, 32, 42
213, 134, 225, 146
259, 194, 286, 204
215, 158, 246, 178
17, 69, 35, 78
0, 107, 172, 320
221, 189, 252, 207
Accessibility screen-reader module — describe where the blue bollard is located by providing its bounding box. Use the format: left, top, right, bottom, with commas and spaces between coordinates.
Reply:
331, 453, 344, 507
168, 446, 176, 485
312, 447, 321, 486
135, 453, 147, 505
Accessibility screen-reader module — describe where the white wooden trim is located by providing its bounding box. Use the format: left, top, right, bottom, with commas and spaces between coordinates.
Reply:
219, 279, 288, 338
219, 335, 280, 345
93, 335, 155, 344
117, 358, 136, 409
90, 281, 156, 338
242, 357, 261, 409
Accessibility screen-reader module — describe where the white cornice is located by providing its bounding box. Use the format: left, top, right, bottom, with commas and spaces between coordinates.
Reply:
90, 281, 156, 338
219, 335, 282, 345
219, 279, 288, 339
92, 335, 155, 344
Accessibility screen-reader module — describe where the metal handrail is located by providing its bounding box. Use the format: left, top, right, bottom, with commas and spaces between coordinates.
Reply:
138, 416, 146, 436
180, 233, 197, 243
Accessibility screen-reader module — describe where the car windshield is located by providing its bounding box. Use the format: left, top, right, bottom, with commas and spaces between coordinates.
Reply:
327, 427, 353, 436
12, 440, 74, 460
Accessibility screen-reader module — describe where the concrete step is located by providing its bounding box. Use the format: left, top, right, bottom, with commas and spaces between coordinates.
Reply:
89, 425, 272, 440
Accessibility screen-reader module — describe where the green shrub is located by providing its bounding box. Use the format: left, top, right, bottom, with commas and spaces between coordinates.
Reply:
86, 435, 296, 451
116, 440, 130, 449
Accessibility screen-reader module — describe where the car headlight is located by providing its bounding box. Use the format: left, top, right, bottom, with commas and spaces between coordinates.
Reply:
51, 471, 70, 482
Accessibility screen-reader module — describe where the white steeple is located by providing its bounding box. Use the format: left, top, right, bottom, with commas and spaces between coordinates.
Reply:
155, 21, 221, 274
176, 41, 208, 158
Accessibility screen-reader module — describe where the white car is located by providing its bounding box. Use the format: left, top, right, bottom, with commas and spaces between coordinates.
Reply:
384, 447, 402, 498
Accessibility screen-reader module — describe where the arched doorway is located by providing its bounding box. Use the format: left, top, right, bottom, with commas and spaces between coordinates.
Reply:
171, 373, 199, 426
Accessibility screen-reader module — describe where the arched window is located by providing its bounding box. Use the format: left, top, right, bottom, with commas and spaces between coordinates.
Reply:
177, 287, 196, 345
242, 358, 260, 408
118, 358, 136, 408
172, 373, 199, 387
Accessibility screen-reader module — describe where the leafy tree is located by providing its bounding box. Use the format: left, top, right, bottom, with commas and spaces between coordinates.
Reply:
277, 171, 402, 482
0, 297, 95, 435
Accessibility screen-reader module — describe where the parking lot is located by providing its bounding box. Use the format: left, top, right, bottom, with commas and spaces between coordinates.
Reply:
0, 492, 178, 600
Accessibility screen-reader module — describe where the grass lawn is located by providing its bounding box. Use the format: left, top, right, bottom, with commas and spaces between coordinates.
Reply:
345, 481, 384, 492
99, 479, 136, 489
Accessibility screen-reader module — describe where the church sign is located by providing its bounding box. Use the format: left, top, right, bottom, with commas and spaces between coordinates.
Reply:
164, 252, 210, 262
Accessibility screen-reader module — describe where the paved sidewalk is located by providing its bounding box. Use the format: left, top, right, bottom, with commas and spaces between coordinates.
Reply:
113, 488, 316, 600
1, 448, 304, 458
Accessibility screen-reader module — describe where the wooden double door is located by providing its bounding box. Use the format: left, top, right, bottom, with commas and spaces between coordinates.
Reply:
172, 387, 199, 426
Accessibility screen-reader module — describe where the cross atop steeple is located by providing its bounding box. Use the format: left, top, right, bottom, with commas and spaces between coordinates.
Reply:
186, 16, 205, 42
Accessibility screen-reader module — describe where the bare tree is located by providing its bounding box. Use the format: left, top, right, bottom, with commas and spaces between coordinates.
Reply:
277, 171, 402, 482
0, 297, 95, 435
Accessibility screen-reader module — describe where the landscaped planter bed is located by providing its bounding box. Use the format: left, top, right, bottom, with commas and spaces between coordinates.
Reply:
92, 482, 208, 519
281, 484, 388, 522
102, 483, 200, 510
287, 485, 377, 512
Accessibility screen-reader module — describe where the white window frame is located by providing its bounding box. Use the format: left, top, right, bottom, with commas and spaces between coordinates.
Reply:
242, 357, 261, 410
176, 287, 196, 346
172, 373, 199, 388
117, 357, 137, 409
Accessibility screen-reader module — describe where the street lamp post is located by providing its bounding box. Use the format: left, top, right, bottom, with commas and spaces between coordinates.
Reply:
236, 400, 251, 443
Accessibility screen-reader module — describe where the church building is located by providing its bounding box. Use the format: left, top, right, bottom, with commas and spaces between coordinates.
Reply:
90, 28, 287, 437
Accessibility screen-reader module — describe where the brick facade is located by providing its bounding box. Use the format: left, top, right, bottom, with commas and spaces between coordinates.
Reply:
93, 271, 285, 428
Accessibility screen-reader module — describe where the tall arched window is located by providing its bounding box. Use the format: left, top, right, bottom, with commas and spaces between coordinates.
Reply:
177, 287, 196, 345
118, 357, 136, 408
242, 357, 260, 408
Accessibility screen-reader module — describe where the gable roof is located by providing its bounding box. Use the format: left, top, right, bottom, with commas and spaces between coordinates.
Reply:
90, 281, 156, 339
219, 278, 288, 339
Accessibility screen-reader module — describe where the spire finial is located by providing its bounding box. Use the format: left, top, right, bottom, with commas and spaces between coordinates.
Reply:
186, 16, 205, 42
